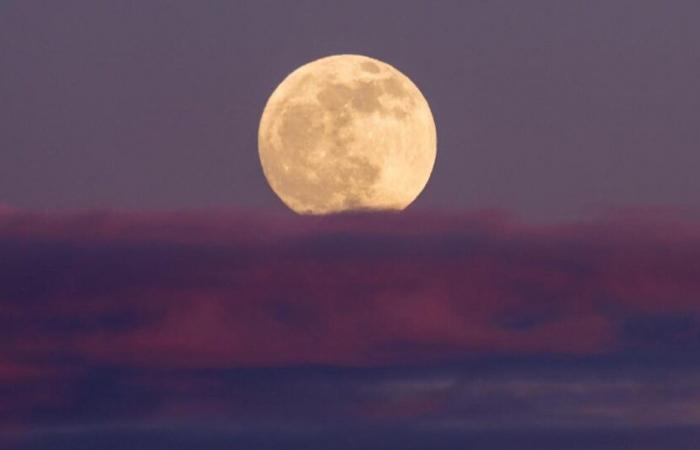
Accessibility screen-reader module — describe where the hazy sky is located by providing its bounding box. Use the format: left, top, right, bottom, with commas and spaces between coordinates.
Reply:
1, 1, 699, 218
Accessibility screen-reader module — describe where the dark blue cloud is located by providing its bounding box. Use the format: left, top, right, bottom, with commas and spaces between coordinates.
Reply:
5, 359, 700, 449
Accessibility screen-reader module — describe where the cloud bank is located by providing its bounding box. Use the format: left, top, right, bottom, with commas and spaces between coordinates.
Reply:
2, 209, 700, 448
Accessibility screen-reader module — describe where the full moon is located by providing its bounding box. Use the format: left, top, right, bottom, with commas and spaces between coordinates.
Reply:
258, 54, 436, 215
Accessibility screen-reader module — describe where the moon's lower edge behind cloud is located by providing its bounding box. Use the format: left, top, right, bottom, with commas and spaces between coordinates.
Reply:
258, 54, 437, 215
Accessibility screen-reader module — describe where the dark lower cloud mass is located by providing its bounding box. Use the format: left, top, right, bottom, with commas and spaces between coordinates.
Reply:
2, 209, 700, 449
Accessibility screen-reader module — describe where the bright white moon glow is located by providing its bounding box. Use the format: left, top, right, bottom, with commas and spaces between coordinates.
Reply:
258, 54, 437, 215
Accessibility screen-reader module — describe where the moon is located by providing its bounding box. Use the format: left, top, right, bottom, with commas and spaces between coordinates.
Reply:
258, 54, 437, 215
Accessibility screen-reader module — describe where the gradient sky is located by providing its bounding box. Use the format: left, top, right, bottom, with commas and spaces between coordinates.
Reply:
1, 0, 699, 218
2, 2, 700, 450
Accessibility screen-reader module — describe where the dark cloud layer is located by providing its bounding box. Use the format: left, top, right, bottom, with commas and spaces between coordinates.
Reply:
2, 209, 700, 448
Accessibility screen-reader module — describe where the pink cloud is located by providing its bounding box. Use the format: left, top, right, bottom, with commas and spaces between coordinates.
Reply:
1, 209, 700, 369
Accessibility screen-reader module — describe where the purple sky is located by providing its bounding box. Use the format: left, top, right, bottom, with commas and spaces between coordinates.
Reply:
1, 0, 699, 218
2, 2, 700, 450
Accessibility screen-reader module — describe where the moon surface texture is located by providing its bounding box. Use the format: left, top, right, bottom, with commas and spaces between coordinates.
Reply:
258, 54, 436, 215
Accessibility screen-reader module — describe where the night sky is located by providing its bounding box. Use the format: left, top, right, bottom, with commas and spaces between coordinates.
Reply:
2, 1, 700, 449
